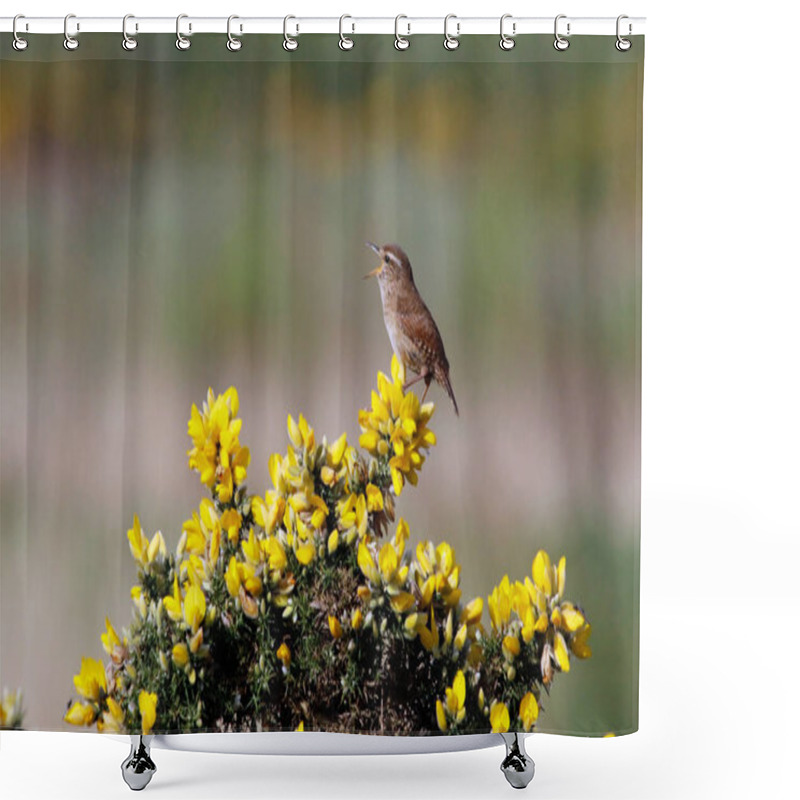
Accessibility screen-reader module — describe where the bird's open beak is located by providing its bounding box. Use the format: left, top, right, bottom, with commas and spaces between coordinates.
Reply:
364, 242, 383, 278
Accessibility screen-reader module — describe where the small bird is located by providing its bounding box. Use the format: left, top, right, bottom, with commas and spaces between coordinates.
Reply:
364, 242, 458, 415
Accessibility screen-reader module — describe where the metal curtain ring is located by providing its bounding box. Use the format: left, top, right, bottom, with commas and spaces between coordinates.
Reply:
499, 14, 515, 51
227, 15, 242, 51
394, 15, 410, 51
339, 14, 354, 50
63, 13, 79, 51
616, 15, 632, 51
443, 14, 460, 51
12, 14, 28, 51
283, 15, 299, 51
122, 14, 138, 51
176, 14, 191, 50
554, 14, 570, 51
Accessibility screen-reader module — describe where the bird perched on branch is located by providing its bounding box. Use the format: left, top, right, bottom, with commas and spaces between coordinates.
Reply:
364, 242, 459, 415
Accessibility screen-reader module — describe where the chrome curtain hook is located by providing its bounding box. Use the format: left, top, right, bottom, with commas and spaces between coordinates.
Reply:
394, 15, 410, 51
443, 14, 460, 51
12, 14, 28, 51
176, 14, 191, 50
339, 14, 354, 50
63, 13, 79, 51
554, 14, 570, 51
227, 15, 242, 51
283, 15, 299, 51
122, 14, 138, 51
499, 14, 515, 51
616, 14, 632, 51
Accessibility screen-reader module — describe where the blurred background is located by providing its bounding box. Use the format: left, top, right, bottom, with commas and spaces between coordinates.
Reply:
1, 34, 642, 734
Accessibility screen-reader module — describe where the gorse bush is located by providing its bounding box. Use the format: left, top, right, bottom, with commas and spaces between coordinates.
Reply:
65, 357, 592, 735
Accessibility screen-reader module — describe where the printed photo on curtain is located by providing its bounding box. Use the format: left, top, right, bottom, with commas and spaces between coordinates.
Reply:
0, 21, 643, 788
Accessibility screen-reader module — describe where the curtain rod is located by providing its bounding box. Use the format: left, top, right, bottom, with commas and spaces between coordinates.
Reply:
1, 16, 646, 37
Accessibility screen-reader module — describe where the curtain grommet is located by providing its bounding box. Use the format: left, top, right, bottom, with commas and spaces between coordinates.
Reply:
122, 14, 138, 51
283, 15, 299, 51
12, 14, 29, 51
394, 15, 411, 51
227, 15, 243, 52
499, 14, 515, 51
554, 14, 570, 51
615, 15, 632, 51
444, 14, 460, 51
339, 14, 354, 50
63, 13, 79, 51
176, 14, 191, 50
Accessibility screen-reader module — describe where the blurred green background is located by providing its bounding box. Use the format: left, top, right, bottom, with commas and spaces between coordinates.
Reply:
1, 35, 642, 734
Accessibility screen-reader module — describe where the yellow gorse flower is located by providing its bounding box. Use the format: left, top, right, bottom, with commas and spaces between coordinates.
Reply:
358, 356, 436, 497
127, 515, 166, 569
519, 691, 539, 731
413, 540, 462, 610
187, 387, 250, 503
490, 700, 510, 733
276, 643, 291, 668
486, 551, 591, 686
138, 690, 157, 735
73, 657, 106, 703
1, 688, 24, 729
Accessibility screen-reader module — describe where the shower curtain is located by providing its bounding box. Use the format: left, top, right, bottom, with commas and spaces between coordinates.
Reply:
0, 31, 643, 739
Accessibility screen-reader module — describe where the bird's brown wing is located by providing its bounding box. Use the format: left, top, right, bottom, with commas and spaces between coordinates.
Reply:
395, 305, 449, 376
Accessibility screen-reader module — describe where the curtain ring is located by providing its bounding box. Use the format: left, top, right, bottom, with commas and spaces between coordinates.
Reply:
554, 14, 570, 51
616, 15, 632, 51
227, 15, 242, 51
122, 14, 138, 51
394, 15, 410, 51
339, 14, 354, 50
443, 14, 460, 51
12, 15, 28, 51
499, 14, 515, 51
283, 15, 299, 51
63, 13, 79, 51
176, 14, 191, 50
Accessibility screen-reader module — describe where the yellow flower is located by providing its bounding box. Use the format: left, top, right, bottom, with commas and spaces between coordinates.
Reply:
64, 701, 96, 727
365, 483, 384, 512
414, 540, 462, 610
277, 643, 291, 668
163, 574, 183, 622
127, 515, 165, 569
187, 387, 250, 502
490, 700, 510, 733
435, 699, 447, 732
98, 696, 125, 733
328, 615, 343, 639
183, 585, 206, 634
172, 643, 190, 668
138, 690, 157, 735
101, 617, 120, 655
358, 357, 436, 497
73, 657, 106, 702
351, 609, 363, 630
519, 692, 539, 731
0, 688, 24, 729
570, 623, 593, 659
446, 671, 466, 720
215, 509, 238, 545
502, 634, 521, 660
287, 413, 315, 452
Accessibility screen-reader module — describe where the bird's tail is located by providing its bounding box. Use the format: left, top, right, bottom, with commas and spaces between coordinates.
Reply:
436, 366, 459, 417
